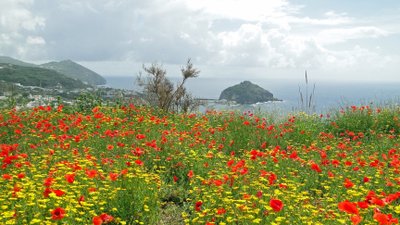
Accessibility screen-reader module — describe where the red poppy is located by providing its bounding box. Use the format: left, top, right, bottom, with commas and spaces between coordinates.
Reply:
268, 173, 277, 185
370, 197, 385, 207
357, 201, 369, 209
373, 210, 398, 225
213, 179, 223, 186
310, 163, 322, 173
227, 159, 235, 167
195, 201, 202, 211
344, 178, 354, 188
86, 169, 98, 178
2, 174, 12, 180
65, 173, 75, 183
289, 151, 298, 159
135, 159, 144, 166
243, 193, 251, 200
383, 193, 400, 204
217, 207, 226, 215
279, 183, 288, 189
12, 185, 21, 193
53, 189, 65, 197
43, 188, 52, 197
320, 150, 327, 159
78, 195, 85, 205
256, 190, 263, 199
188, 170, 194, 179
93, 216, 102, 225
17, 173, 25, 179
120, 169, 129, 175
261, 142, 267, 149
88, 187, 97, 193
345, 161, 353, 166
51, 207, 66, 220
44, 177, 54, 187
136, 134, 146, 140
270, 198, 283, 212
338, 200, 359, 215
331, 159, 340, 167
109, 172, 119, 181
93, 213, 113, 225
239, 167, 248, 175
100, 213, 114, 223
351, 215, 362, 225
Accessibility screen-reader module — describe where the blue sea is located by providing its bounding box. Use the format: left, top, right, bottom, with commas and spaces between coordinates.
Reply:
104, 76, 400, 114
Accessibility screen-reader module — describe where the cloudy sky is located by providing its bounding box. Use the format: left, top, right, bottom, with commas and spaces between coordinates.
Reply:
1, 0, 399, 81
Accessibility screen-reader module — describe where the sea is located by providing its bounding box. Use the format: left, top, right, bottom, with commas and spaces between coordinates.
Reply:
104, 76, 400, 115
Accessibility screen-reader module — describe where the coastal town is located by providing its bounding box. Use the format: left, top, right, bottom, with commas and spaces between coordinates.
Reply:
0, 80, 138, 109
0, 57, 141, 109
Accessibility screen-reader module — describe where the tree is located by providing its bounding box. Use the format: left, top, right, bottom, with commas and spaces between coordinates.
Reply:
136, 59, 201, 113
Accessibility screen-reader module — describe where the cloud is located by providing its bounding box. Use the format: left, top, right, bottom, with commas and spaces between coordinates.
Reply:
316, 26, 389, 45
183, 0, 296, 21
30, 0, 138, 61
0, 0, 398, 79
0, 0, 46, 59
26, 36, 46, 45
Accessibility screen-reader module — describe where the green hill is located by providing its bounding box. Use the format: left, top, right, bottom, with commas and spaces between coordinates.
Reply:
0, 56, 106, 86
0, 56, 38, 67
219, 81, 278, 104
41, 60, 106, 85
0, 63, 87, 89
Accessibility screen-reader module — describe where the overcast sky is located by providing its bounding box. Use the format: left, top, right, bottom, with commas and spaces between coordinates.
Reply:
1, 0, 399, 81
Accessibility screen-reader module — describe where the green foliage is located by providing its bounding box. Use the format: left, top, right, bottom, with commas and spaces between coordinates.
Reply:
107, 174, 160, 224
0, 63, 87, 89
328, 106, 374, 135
325, 105, 400, 139
72, 92, 103, 113
373, 107, 400, 134
282, 113, 326, 146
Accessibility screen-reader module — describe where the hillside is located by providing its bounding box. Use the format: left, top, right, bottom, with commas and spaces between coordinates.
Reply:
0, 56, 106, 86
0, 63, 87, 89
0, 56, 38, 67
219, 80, 278, 104
41, 60, 106, 85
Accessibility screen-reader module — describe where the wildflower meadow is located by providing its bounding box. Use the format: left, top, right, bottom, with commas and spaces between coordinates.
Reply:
0, 104, 399, 224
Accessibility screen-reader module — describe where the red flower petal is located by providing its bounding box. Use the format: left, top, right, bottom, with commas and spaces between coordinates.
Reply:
338, 200, 359, 215
270, 198, 283, 212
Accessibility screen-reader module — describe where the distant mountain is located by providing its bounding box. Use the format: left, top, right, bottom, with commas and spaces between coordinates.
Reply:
0, 56, 106, 86
41, 60, 106, 85
0, 63, 87, 89
0, 56, 38, 67
219, 81, 278, 104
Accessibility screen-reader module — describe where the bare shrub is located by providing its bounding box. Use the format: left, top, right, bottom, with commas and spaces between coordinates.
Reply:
136, 59, 201, 113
